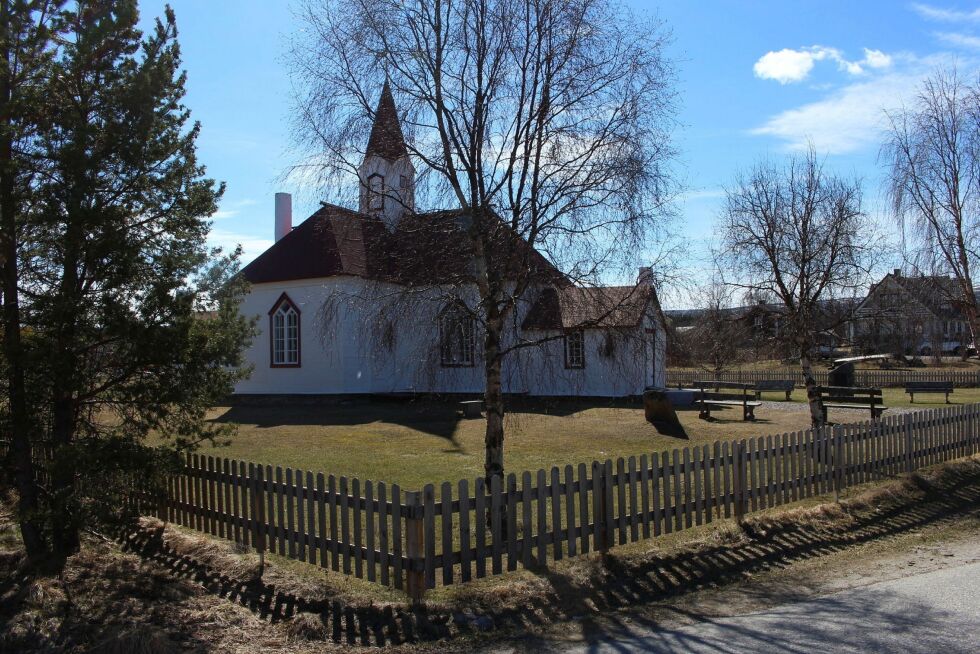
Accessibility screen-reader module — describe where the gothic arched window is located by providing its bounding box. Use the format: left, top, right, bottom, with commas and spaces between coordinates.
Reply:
439, 301, 475, 367
269, 293, 300, 367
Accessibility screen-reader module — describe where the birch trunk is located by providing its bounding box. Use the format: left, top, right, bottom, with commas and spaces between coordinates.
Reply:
483, 312, 505, 487
799, 343, 825, 427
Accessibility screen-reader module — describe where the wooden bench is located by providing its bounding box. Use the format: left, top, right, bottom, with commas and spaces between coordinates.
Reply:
696, 381, 762, 421
904, 381, 954, 404
459, 400, 483, 419
753, 379, 795, 401
817, 386, 886, 422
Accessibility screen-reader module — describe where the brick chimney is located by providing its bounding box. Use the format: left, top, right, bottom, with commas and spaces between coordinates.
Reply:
274, 192, 292, 242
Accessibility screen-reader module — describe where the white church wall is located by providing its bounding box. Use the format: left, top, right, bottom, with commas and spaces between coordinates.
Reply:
235, 277, 376, 394
235, 278, 665, 397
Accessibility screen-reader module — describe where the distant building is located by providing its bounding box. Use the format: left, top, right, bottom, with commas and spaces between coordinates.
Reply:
850, 269, 972, 356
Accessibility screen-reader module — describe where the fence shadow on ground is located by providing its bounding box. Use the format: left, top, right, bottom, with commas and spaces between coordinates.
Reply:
119, 457, 980, 647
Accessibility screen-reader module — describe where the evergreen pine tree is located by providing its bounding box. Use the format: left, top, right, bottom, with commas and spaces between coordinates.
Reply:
3, 1, 254, 566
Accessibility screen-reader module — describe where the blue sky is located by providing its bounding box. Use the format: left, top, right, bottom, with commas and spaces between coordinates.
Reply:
138, 1, 980, 307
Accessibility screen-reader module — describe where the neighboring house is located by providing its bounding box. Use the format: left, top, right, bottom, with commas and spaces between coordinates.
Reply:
850, 269, 972, 356
234, 84, 667, 397
739, 302, 785, 341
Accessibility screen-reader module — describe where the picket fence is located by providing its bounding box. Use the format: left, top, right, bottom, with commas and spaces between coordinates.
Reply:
154, 404, 980, 601
667, 367, 980, 388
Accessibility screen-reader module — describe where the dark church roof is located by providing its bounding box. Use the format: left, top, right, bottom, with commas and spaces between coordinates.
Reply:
365, 81, 409, 161
241, 204, 390, 284
522, 285, 656, 330
240, 204, 565, 287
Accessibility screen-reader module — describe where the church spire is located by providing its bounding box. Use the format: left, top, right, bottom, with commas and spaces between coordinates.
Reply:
359, 82, 415, 229
365, 81, 409, 161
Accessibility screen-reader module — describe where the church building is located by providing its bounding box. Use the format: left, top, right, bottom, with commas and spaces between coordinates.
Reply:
234, 84, 666, 397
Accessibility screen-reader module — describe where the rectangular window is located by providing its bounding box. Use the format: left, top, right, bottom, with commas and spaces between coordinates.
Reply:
368, 175, 384, 210
564, 330, 585, 369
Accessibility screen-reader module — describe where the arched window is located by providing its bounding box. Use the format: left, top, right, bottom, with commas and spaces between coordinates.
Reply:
269, 293, 300, 367
439, 301, 475, 367
368, 173, 384, 210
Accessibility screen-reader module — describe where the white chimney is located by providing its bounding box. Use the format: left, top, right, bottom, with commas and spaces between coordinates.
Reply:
638, 266, 654, 286
274, 192, 292, 242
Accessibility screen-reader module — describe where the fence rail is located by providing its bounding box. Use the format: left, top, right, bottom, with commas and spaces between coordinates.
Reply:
667, 367, 980, 388
154, 404, 980, 600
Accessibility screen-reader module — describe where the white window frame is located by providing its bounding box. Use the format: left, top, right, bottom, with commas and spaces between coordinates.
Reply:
270, 295, 300, 367
564, 330, 585, 369
440, 303, 476, 367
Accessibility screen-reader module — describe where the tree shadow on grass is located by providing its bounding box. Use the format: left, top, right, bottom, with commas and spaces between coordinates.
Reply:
114, 458, 980, 647
210, 398, 466, 446
209, 395, 661, 447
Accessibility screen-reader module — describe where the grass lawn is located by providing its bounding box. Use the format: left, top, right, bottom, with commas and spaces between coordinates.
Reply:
198, 398, 822, 490
192, 389, 980, 490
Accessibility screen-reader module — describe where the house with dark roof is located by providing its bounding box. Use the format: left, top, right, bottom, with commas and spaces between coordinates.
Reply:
849, 269, 973, 356
234, 84, 666, 397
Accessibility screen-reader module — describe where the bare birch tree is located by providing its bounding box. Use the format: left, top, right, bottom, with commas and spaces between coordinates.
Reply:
290, 0, 677, 484
717, 149, 875, 426
885, 68, 980, 356
684, 282, 746, 376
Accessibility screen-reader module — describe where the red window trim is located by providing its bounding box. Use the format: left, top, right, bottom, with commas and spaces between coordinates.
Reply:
269, 292, 301, 368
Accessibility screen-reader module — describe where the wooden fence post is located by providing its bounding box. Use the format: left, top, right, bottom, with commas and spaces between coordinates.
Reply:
157, 474, 170, 524
595, 463, 609, 555
405, 491, 425, 603
733, 440, 746, 524
904, 412, 914, 474
971, 404, 978, 456
251, 465, 267, 576
832, 424, 843, 503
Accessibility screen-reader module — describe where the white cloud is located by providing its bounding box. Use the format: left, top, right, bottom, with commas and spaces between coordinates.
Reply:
862, 48, 893, 69
211, 197, 257, 220
911, 3, 980, 22
678, 187, 726, 202
935, 31, 980, 49
751, 49, 980, 154
207, 228, 273, 265
750, 70, 924, 154
754, 48, 823, 84
753, 46, 892, 84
